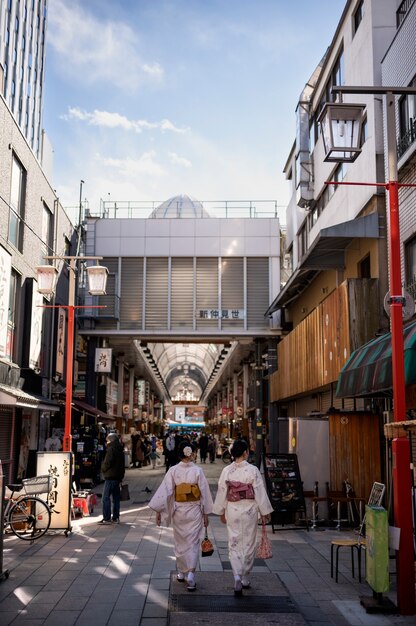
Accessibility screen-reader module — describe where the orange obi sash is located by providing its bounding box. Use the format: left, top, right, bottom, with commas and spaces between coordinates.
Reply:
175, 483, 201, 502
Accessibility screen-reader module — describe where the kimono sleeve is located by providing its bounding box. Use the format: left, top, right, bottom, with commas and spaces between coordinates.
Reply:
253, 467, 274, 516
148, 468, 175, 524
197, 467, 214, 514
212, 467, 229, 515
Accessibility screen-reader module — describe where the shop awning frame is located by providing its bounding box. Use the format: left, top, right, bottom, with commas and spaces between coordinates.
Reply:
266, 212, 380, 315
0, 383, 60, 410
72, 399, 115, 421
336, 320, 416, 398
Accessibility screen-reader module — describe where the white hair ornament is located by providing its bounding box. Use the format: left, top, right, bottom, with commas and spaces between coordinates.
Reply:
183, 446, 193, 457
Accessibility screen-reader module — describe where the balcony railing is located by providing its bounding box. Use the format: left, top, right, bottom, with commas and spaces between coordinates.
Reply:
397, 117, 416, 159
77, 294, 120, 319
86, 199, 284, 221
397, 0, 415, 27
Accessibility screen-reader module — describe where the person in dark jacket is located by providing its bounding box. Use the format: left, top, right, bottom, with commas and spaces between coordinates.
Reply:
98, 433, 125, 525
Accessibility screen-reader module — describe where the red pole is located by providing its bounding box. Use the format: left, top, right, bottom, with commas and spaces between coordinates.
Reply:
63, 304, 74, 453
388, 179, 416, 615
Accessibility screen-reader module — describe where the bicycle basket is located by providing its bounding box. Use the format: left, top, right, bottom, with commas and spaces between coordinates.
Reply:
22, 475, 52, 495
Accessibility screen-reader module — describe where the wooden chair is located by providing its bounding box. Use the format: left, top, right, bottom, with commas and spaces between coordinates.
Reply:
330, 481, 385, 583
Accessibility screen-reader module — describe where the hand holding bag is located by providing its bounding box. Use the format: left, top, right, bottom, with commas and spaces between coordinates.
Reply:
256, 518, 272, 559
120, 483, 130, 501
201, 530, 214, 557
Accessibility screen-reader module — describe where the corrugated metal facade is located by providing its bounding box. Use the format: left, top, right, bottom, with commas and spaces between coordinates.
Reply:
120, 258, 143, 329
221, 258, 244, 330
247, 258, 269, 329
98, 256, 270, 332
171, 258, 194, 330
145, 258, 169, 329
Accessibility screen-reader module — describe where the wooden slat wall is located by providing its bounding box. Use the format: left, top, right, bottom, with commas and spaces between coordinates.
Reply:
322, 282, 349, 383
329, 412, 381, 500
271, 307, 322, 399
270, 279, 372, 402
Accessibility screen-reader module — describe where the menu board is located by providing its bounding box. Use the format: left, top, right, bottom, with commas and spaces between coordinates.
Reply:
263, 453, 307, 530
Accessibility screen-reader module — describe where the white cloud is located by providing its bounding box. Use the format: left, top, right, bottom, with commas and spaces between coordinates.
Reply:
98, 152, 165, 178
169, 152, 192, 168
61, 107, 188, 134
47, 0, 164, 90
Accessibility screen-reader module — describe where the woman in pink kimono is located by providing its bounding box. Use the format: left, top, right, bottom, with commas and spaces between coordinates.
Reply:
213, 438, 273, 595
149, 440, 213, 591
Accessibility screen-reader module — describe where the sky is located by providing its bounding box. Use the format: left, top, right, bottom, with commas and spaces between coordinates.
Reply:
43, 0, 347, 223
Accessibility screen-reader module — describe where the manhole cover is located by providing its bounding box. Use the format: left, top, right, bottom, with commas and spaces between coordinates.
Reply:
170, 595, 297, 613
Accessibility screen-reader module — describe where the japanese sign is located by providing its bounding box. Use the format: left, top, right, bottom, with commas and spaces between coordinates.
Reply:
95, 347, 112, 373
137, 379, 145, 406
37, 451, 72, 531
199, 309, 245, 320
0, 246, 12, 357
29, 283, 44, 369
55, 307, 66, 377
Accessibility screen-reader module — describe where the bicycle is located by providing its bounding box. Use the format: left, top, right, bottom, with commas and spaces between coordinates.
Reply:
3, 475, 52, 541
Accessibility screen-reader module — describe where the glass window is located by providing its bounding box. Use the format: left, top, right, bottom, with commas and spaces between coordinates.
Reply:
405, 236, 416, 290
41, 203, 52, 261
9, 154, 26, 250
353, 0, 364, 35
6, 270, 19, 361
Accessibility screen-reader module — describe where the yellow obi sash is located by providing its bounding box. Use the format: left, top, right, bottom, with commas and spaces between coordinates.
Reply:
175, 483, 201, 502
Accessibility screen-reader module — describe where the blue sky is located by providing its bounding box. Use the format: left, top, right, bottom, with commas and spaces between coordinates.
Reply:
44, 0, 346, 220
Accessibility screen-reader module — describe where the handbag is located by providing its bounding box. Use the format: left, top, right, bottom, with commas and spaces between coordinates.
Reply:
256, 518, 272, 559
201, 530, 214, 557
120, 483, 130, 501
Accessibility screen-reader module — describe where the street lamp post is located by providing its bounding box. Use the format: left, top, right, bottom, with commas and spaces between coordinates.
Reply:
319, 85, 416, 615
36, 257, 108, 453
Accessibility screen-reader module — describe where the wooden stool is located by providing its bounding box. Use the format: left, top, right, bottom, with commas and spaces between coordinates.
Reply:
330, 538, 364, 583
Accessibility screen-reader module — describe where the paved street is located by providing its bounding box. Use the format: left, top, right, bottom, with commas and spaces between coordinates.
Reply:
1, 458, 415, 625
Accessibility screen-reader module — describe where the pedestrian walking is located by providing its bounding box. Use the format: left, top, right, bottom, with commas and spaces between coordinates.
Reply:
212, 438, 273, 595
98, 432, 125, 525
148, 441, 214, 591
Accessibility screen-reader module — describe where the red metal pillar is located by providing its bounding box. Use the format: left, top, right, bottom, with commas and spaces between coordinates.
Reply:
63, 305, 74, 453
388, 179, 416, 615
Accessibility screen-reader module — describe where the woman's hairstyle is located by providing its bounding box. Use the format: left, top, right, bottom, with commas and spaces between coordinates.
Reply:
178, 440, 196, 459
231, 438, 248, 459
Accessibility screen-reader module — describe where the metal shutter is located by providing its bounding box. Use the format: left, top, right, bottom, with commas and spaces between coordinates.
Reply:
97, 258, 119, 329
145, 258, 169, 330
221, 257, 244, 330
0, 407, 14, 483
247, 258, 269, 329
171, 258, 194, 330
120, 258, 143, 329
196, 258, 218, 330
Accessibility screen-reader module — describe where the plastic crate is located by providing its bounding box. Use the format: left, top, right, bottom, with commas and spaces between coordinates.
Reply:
22, 475, 52, 495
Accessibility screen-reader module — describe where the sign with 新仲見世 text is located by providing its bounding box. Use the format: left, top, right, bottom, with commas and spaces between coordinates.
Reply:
199, 309, 245, 320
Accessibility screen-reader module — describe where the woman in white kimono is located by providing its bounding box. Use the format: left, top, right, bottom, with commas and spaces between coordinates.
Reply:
149, 440, 214, 591
213, 438, 273, 595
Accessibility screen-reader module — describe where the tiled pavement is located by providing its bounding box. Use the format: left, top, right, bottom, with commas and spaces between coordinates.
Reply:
1, 458, 415, 625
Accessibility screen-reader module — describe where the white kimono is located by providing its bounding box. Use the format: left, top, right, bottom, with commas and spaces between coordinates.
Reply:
213, 461, 273, 577
148, 461, 214, 573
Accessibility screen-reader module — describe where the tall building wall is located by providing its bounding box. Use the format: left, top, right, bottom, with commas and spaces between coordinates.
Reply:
0, 0, 47, 159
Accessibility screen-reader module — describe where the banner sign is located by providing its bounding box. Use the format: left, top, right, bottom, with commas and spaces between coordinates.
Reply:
37, 451, 72, 532
95, 348, 112, 373
0, 246, 12, 357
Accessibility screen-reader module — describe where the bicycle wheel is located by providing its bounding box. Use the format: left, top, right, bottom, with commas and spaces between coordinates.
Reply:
222, 450, 232, 464
8, 496, 51, 540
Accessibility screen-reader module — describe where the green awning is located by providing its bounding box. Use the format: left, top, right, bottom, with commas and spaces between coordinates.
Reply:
336, 320, 416, 398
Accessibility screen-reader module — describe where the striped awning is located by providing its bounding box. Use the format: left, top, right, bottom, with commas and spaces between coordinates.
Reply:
336, 320, 416, 398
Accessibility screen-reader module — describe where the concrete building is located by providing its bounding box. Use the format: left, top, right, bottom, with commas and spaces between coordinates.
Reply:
0, 88, 74, 483
75, 196, 283, 455
0, 0, 48, 160
266, 0, 406, 502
